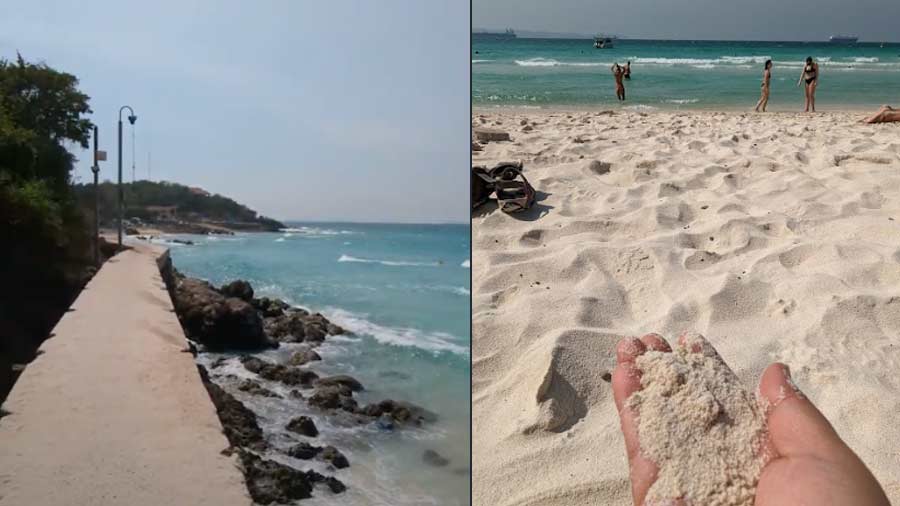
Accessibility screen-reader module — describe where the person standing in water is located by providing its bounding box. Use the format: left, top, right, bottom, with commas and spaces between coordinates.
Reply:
755, 59, 773, 112
798, 56, 819, 112
611, 63, 626, 101
624, 61, 632, 80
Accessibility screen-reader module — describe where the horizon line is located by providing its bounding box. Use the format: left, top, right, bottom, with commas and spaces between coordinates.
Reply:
279, 219, 469, 226
473, 30, 899, 44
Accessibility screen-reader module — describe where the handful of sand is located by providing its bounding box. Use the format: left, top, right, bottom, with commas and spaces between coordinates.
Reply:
627, 334, 768, 506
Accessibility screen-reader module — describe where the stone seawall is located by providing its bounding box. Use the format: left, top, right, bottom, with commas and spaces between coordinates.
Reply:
0, 242, 249, 506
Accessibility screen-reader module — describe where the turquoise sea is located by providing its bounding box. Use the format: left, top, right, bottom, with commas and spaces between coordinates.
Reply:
473, 38, 900, 110
162, 223, 470, 506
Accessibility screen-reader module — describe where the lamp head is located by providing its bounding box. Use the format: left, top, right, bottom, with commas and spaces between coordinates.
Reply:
128, 115, 137, 125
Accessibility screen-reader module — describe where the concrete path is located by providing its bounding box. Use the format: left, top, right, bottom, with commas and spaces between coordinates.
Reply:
0, 242, 250, 505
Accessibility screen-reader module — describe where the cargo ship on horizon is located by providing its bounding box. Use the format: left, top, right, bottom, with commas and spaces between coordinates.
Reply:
829, 35, 859, 43
473, 28, 516, 40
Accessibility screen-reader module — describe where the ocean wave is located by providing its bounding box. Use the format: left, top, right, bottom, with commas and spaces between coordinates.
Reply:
325, 308, 469, 356
854, 57, 879, 62
451, 286, 471, 296
624, 104, 658, 111
632, 57, 720, 65
665, 98, 700, 104
461, 259, 470, 268
144, 237, 191, 247
384, 283, 471, 297
430, 285, 471, 296
280, 226, 356, 237
338, 254, 440, 267
515, 57, 605, 67
515, 58, 559, 67
482, 94, 540, 102
472, 59, 493, 63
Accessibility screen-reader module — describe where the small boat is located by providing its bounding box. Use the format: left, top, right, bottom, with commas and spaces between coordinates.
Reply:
829, 35, 858, 44
594, 35, 616, 49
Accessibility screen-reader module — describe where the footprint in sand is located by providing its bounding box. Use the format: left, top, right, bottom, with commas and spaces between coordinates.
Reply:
519, 229, 544, 246
777, 244, 818, 269
684, 250, 724, 271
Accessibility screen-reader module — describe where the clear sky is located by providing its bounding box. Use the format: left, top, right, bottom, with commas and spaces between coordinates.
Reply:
475, 0, 900, 42
0, 0, 469, 223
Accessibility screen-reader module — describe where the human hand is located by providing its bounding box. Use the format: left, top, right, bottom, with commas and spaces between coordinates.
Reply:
612, 333, 891, 506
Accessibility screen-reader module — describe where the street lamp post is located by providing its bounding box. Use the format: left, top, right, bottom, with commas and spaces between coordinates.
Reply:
117, 106, 137, 247
92, 126, 101, 265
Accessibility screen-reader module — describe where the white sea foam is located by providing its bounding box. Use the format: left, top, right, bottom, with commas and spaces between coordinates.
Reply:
461, 259, 471, 268
451, 287, 471, 296
279, 226, 356, 237
325, 308, 468, 356
631, 56, 772, 66
719, 55, 771, 64
472, 59, 493, 63
633, 57, 718, 65
338, 254, 439, 267
666, 98, 700, 104
515, 58, 560, 67
515, 58, 605, 67
274, 237, 285, 242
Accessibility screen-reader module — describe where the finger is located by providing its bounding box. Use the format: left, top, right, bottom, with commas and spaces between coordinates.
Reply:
616, 336, 646, 365
640, 333, 671, 353
613, 338, 660, 505
758, 363, 843, 458
678, 332, 724, 363
613, 338, 645, 412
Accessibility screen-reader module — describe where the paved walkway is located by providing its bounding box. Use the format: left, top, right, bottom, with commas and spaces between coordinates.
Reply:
0, 242, 249, 505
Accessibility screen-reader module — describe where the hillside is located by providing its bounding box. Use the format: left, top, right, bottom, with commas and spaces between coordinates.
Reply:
73, 180, 285, 232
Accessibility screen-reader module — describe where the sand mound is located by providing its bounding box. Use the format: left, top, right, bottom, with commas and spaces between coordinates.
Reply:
472, 110, 900, 505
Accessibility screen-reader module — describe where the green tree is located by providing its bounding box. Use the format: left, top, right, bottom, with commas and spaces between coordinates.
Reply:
1, 55, 96, 400
0, 53, 92, 195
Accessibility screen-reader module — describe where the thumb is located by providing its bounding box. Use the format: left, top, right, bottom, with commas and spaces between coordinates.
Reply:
758, 363, 844, 458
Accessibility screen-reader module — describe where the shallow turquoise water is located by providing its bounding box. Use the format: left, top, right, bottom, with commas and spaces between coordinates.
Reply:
164, 223, 470, 505
473, 38, 900, 110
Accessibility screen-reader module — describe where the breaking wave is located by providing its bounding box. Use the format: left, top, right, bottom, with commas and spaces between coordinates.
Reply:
325, 308, 468, 356
338, 254, 439, 267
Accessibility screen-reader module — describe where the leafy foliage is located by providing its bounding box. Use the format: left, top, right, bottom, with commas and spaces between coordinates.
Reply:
0, 53, 94, 258
0, 55, 97, 394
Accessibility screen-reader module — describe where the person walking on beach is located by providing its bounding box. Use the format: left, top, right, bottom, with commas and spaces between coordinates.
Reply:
611, 63, 626, 101
755, 59, 772, 112
798, 56, 819, 112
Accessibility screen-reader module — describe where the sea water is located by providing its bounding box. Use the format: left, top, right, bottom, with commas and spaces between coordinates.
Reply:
473, 38, 900, 110
163, 223, 470, 505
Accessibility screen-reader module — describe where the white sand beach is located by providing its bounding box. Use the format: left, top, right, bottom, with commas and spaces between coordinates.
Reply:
472, 109, 900, 505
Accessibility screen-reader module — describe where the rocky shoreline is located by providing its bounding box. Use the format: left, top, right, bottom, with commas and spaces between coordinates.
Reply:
159, 256, 441, 504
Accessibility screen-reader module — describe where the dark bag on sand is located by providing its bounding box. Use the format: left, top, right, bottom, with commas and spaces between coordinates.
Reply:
472, 166, 495, 210
489, 162, 535, 214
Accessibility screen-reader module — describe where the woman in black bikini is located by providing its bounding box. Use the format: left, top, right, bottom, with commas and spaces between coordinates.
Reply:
797, 56, 819, 112
755, 59, 772, 112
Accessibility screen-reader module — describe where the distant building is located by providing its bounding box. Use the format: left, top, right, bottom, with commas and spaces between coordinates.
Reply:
189, 186, 211, 197
145, 205, 178, 221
